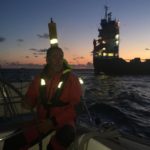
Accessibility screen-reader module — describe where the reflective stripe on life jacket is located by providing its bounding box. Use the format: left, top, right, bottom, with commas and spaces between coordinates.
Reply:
39, 69, 71, 108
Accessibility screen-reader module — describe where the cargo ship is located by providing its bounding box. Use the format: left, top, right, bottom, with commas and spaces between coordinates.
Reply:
93, 6, 150, 75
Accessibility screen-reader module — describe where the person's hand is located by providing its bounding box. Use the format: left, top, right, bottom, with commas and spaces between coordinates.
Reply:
37, 119, 55, 134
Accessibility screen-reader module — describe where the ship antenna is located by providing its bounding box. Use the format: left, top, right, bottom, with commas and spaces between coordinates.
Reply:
108, 12, 112, 21
104, 5, 108, 20
50, 17, 54, 23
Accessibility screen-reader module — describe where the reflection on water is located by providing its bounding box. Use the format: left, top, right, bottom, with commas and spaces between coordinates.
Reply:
75, 69, 150, 140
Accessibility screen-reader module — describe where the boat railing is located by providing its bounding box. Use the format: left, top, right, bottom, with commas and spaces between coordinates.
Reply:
0, 78, 57, 150
0, 128, 56, 150
0, 78, 31, 118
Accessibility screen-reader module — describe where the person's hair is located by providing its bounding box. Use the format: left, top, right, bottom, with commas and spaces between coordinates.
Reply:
46, 47, 64, 58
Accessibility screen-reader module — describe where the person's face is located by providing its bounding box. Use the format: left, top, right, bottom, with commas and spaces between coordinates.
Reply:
46, 50, 64, 72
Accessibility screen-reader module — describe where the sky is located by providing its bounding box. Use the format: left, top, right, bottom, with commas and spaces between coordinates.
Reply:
0, 0, 150, 68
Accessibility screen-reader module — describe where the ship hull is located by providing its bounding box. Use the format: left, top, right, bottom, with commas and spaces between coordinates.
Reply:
94, 58, 150, 75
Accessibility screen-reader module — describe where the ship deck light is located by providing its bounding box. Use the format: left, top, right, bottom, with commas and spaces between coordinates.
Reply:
115, 34, 119, 39
115, 40, 119, 45
102, 40, 106, 44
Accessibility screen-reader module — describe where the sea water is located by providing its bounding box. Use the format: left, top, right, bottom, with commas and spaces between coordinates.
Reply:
0, 68, 150, 140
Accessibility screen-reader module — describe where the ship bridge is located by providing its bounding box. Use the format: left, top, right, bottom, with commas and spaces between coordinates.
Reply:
93, 6, 119, 59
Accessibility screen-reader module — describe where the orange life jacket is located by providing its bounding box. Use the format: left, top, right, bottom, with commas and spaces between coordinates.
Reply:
39, 69, 71, 110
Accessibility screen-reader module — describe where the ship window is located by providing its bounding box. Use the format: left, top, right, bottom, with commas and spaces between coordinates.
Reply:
98, 52, 102, 56
103, 53, 107, 56
108, 53, 114, 56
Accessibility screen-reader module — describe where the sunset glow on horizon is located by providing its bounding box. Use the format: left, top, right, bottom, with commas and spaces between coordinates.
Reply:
1, 0, 150, 68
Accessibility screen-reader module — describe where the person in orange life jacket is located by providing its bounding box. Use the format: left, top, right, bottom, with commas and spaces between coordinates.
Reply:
3, 47, 82, 150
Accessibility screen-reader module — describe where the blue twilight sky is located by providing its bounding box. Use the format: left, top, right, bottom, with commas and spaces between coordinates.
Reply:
0, 0, 150, 68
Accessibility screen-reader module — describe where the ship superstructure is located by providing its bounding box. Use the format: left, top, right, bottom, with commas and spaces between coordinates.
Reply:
93, 6, 119, 59
92, 6, 150, 75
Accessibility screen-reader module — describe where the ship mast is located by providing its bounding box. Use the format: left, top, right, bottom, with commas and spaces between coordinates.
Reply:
104, 5, 108, 21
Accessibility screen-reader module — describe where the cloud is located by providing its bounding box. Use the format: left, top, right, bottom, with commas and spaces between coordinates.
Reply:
29, 48, 37, 51
80, 56, 84, 59
25, 56, 29, 58
63, 47, 70, 51
0, 37, 6, 42
145, 48, 150, 50
29, 48, 47, 58
39, 49, 47, 53
29, 48, 47, 53
17, 38, 24, 42
1, 62, 43, 68
37, 33, 49, 39
73, 56, 85, 61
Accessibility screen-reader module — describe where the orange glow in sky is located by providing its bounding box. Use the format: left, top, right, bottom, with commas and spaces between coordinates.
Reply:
1, 0, 150, 68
